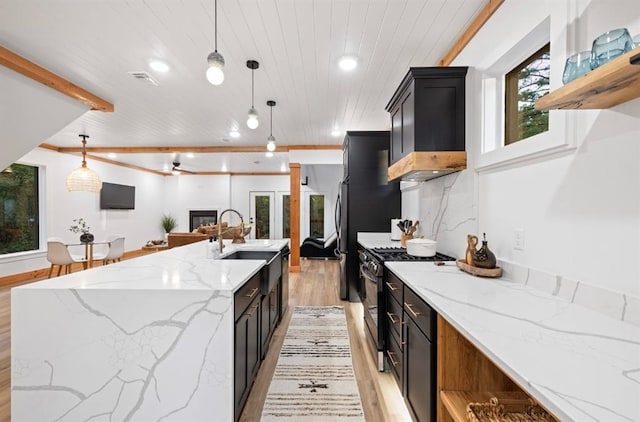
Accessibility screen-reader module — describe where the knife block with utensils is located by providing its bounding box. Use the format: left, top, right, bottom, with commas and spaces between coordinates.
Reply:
400, 232, 413, 247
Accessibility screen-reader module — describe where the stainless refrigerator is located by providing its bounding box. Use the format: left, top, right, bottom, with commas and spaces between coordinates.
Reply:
335, 131, 401, 301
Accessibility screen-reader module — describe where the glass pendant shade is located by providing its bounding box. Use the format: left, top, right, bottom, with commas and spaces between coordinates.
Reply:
247, 107, 259, 129
267, 138, 276, 151
206, 51, 225, 85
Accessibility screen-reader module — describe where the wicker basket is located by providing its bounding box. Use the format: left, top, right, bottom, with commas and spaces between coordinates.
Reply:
467, 397, 554, 422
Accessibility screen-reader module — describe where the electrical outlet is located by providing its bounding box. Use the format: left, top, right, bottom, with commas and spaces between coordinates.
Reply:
513, 229, 525, 250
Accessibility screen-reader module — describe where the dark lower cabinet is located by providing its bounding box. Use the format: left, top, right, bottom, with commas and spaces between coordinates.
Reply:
260, 283, 279, 359
404, 313, 435, 422
234, 271, 262, 421
384, 272, 437, 422
234, 295, 260, 420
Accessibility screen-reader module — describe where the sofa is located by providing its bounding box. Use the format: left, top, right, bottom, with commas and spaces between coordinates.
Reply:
300, 232, 338, 259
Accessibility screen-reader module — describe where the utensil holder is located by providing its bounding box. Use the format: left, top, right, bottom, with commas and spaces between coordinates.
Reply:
400, 233, 413, 248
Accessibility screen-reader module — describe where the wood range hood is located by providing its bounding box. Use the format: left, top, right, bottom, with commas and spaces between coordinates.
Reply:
388, 151, 467, 182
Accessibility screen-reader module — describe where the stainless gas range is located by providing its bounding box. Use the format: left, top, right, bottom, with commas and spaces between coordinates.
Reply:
358, 247, 455, 371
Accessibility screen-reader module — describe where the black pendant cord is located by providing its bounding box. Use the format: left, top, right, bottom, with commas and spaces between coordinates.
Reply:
214, 0, 218, 52
270, 105, 273, 136
251, 69, 255, 108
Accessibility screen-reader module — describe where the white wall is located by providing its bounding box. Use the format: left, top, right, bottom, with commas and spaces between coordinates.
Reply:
0, 147, 166, 277
0, 66, 89, 172
163, 175, 231, 232
412, 0, 640, 297
301, 165, 341, 240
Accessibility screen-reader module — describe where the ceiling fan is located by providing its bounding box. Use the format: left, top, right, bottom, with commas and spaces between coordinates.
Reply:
170, 155, 196, 175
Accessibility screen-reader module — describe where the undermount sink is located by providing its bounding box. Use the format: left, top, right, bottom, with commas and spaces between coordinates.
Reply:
221, 250, 282, 294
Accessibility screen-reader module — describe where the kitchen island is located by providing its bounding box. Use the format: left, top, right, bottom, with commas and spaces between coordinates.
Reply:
386, 260, 640, 422
11, 239, 288, 421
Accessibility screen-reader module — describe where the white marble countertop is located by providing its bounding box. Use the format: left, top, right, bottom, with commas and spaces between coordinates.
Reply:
357, 232, 403, 249
18, 239, 289, 293
386, 261, 640, 422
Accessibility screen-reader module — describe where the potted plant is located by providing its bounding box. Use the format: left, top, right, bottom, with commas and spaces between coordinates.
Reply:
69, 218, 94, 243
161, 214, 177, 240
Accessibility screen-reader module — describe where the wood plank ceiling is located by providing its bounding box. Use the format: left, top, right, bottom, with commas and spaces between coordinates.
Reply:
0, 0, 486, 173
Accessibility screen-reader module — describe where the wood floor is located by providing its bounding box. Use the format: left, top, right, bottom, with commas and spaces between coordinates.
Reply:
0, 259, 410, 421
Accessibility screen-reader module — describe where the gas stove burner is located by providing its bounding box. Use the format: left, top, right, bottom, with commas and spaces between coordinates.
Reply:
370, 247, 455, 262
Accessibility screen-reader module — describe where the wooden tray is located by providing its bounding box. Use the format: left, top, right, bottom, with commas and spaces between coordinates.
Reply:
457, 259, 502, 278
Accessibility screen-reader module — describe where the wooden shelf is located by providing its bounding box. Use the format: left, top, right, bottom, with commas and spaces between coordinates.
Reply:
535, 47, 640, 110
441, 390, 532, 422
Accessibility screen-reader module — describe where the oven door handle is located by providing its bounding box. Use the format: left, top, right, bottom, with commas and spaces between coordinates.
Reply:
359, 264, 379, 283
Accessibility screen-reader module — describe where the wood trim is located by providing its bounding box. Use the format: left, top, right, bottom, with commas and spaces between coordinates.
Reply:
439, 0, 505, 66
388, 152, 466, 181
0, 248, 154, 288
0, 45, 114, 112
42, 144, 342, 154
86, 154, 168, 176
535, 46, 640, 110
289, 163, 301, 272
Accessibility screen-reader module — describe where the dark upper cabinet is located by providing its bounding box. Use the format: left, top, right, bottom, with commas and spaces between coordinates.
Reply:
386, 67, 468, 181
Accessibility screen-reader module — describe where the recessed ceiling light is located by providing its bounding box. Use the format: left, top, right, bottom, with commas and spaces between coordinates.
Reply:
432, 170, 440, 174
221, 163, 228, 172
229, 130, 240, 138
186, 152, 195, 158
338, 56, 358, 71
149, 60, 169, 72
265, 152, 274, 158
280, 163, 287, 172
331, 129, 342, 137
107, 153, 117, 159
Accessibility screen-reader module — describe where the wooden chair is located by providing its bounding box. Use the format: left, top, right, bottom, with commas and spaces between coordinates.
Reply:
46, 238, 87, 278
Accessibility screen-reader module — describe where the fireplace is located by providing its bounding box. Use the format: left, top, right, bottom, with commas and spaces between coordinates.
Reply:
189, 210, 217, 232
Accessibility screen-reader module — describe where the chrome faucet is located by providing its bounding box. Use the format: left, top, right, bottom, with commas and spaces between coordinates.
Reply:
217, 208, 245, 253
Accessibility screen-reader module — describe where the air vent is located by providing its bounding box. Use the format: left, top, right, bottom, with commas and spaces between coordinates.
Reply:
127, 71, 159, 86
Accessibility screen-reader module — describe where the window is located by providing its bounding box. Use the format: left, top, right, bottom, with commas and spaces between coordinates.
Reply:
0, 164, 39, 254
504, 43, 550, 145
282, 195, 290, 238
254, 195, 271, 239
309, 194, 324, 238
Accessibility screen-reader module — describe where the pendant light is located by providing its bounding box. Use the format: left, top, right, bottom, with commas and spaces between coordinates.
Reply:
266, 100, 276, 152
206, 0, 225, 85
66, 134, 102, 192
246, 60, 259, 129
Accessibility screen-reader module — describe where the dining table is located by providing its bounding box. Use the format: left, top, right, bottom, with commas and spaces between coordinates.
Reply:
65, 240, 110, 268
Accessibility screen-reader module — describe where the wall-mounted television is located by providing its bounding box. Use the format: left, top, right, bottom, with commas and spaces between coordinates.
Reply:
100, 182, 135, 210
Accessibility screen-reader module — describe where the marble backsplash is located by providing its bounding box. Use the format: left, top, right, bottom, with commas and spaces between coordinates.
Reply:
417, 169, 640, 328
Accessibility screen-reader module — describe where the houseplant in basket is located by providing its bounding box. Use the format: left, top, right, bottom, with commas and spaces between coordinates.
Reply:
69, 218, 93, 243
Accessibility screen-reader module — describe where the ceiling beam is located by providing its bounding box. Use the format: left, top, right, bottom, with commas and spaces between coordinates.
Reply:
86, 154, 167, 176
439, 0, 505, 66
0, 45, 114, 112
40, 143, 342, 154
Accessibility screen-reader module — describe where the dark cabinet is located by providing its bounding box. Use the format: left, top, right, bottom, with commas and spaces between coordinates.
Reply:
384, 272, 437, 422
387, 67, 467, 165
260, 283, 279, 359
404, 312, 435, 422
234, 272, 262, 421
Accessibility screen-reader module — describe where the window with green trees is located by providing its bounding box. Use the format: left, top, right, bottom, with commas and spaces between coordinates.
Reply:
254, 195, 271, 239
309, 194, 324, 238
505, 43, 550, 145
0, 164, 40, 254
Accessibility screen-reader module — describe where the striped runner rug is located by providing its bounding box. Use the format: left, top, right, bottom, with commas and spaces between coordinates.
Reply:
261, 306, 365, 421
